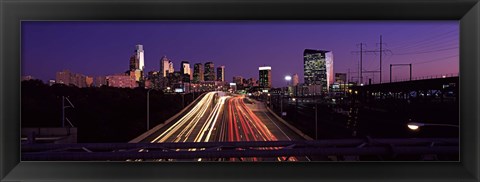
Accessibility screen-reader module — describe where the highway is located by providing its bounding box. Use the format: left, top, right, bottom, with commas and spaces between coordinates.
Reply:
139, 91, 307, 161
149, 92, 226, 143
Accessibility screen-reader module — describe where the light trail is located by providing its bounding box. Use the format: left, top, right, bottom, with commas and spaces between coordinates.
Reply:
150, 92, 216, 143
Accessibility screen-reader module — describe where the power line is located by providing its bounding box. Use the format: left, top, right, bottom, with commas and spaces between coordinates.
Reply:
387, 28, 458, 49
413, 55, 459, 65
393, 47, 458, 55
391, 36, 458, 52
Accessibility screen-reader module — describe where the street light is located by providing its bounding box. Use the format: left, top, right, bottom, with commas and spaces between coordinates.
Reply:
407, 122, 459, 131
285, 75, 292, 81
147, 89, 153, 131
281, 75, 292, 116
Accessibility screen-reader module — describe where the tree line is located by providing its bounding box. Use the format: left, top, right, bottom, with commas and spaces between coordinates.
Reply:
21, 79, 197, 143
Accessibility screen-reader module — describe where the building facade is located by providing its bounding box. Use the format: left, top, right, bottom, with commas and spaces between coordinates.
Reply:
303, 49, 334, 93
128, 45, 145, 81
55, 70, 88, 88
217, 66, 225, 82
292, 73, 299, 86
160, 56, 174, 78
258, 66, 272, 88
135, 45, 145, 72
106, 74, 138, 88
181, 61, 191, 82
193, 63, 204, 83
204, 62, 216, 81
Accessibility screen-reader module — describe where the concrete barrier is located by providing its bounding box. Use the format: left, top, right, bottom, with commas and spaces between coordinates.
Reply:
265, 105, 314, 140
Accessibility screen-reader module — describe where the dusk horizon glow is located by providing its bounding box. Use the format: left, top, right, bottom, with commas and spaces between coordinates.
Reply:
22, 21, 459, 87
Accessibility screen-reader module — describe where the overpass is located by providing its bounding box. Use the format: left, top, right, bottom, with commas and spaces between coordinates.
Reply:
22, 137, 458, 161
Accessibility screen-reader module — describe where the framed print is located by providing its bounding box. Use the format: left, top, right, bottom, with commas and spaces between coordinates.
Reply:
1, 0, 479, 181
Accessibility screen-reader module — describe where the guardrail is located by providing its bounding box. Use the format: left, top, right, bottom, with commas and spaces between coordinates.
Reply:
23, 138, 458, 161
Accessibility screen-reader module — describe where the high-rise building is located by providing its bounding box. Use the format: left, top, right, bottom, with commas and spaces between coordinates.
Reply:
167, 71, 183, 85
168, 62, 174, 74
292, 74, 299, 86
128, 45, 145, 81
193, 63, 204, 83
181, 61, 191, 82
304, 49, 334, 92
160, 56, 174, 77
129, 55, 139, 71
190, 68, 194, 81
181, 61, 191, 75
259, 66, 272, 88
204, 62, 216, 81
217, 66, 225, 82
135, 45, 145, 71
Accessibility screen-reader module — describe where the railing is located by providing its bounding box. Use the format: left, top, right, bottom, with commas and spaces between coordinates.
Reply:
390, 73, 458, 83
22, 138, 458, 161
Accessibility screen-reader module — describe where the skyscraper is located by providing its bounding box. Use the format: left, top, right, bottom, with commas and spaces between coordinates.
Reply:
204, 62, 216, 81
304, 49, 334, 92
181, 61, 191, 75
129, 55, 139, 71
259, 66, 272, 88
193, 63, 204, 83
292, 73, 299, 86
181, 61, 191, 82
128, 45, 145, 82
217, 66, 225, 82
160, 56, 173, 77
135, 45, 145, 72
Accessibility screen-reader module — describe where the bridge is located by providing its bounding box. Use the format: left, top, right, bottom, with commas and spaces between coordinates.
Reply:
350, 76, 458, 102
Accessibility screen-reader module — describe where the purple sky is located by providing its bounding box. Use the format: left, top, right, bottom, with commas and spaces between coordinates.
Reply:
22, 21, 459, 87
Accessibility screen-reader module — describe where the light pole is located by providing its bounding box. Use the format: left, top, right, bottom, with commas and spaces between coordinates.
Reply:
147, 89, 152, 131
407, 122, 459, 131
312, 104, 318, 140
282, 75, 292, 116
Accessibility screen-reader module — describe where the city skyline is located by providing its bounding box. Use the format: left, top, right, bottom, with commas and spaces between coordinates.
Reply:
22, 21, 459, 87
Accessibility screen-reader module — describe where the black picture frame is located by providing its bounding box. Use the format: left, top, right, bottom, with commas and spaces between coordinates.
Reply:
1, 0, 479, 181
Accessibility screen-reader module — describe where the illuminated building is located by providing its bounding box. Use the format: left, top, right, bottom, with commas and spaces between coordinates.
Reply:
86, 76, 93, 87
217, 66, 225, 82
204, 62, 216, 81
160, 56, 174, 78
181, 61, 191, 82
55, 70, 87, 88
259, 66, 272, 88
128, 45, 145, 81
135, 45, 145, 72
292, 74, 299, 86
106, 74, 137, 88
303, 49, 334, 93
193, 63, 204, 83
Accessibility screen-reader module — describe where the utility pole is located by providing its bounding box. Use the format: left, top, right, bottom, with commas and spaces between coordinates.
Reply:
147, 89, 152, 131
351, 36, 390, 84
360, 43, 363, 84
379, 35, 383, 83
351, 43, 366, 85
